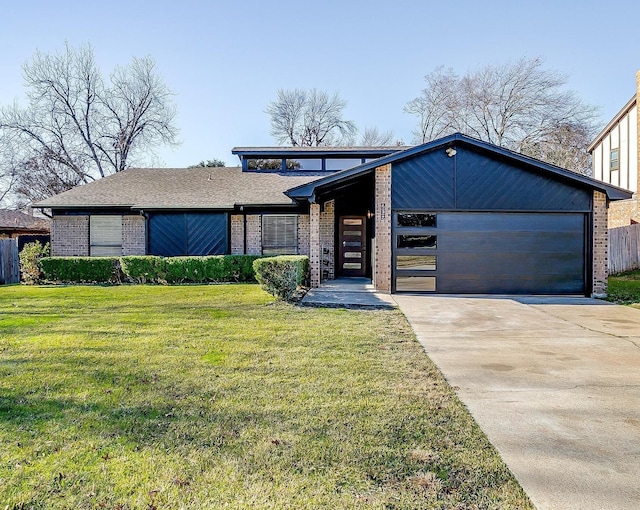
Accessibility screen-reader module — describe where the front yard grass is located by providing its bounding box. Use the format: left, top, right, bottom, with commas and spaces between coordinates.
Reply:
608, 269, 640, 309
0, 285, 532, 509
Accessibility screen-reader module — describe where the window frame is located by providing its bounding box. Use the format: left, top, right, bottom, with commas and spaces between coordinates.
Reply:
610, 148, 620, 172
261, 214, 298, 255
89, 215, 123, 257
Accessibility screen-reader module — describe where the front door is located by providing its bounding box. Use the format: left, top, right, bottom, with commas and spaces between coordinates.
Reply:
338, 216, 366, 277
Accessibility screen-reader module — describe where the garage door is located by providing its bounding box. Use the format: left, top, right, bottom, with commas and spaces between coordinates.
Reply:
394, 212, 586, 294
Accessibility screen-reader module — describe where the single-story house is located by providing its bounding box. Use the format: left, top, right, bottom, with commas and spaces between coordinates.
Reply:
34, 133, 632, 296
0, 209, 50, 250
588, 70, 639, 227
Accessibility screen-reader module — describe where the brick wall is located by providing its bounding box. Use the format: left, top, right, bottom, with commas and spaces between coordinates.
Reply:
51, 216, 89, 256
320, 200, 335, 281
309, 204, 321, 287
592, 191, 609, 296
122, 215, 146, 255
230, 215, 244, 254
298, 214, 310, 256
608, 196, 640, 228
246, 215, 262, 255
374, 164, 392, 292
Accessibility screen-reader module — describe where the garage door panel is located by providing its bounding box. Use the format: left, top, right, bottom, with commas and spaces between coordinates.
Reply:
438, 212, 584, 232
439, 232, 584, 254
435, 274, 584, 294
439, 252, 584, 275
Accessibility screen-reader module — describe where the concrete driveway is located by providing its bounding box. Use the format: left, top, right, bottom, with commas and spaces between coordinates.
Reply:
393, 295, 640, 510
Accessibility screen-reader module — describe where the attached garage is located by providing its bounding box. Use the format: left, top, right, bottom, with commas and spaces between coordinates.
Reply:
285, 133, 632, 296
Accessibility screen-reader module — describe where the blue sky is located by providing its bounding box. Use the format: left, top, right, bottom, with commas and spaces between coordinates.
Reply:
1, 0, 638, 168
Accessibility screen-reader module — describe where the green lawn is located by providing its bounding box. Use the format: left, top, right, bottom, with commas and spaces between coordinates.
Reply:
0, 285, 532, 509
608, 270, 640, 309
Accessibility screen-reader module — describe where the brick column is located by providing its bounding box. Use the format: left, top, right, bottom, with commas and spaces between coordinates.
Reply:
309, 203, 321, 288
230, 214, 245, 254
374, 164, 392, 292
592, 190, 608, 297
245, 215, 262, 255
319, 200, 335, 281
122, 215, 146, 255
297, 214, 310, 256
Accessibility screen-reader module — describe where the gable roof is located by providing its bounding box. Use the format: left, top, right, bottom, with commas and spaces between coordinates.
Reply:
286, 133, 633, 202
34, 167, 322, 210
587, 95, 637, 153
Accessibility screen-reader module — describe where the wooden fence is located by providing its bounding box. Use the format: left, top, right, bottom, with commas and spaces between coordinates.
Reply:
609, 224, 640, 274
0, 238, 20, 284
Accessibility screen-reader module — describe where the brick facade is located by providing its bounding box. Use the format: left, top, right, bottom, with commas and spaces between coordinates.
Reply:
608, 196, 640, 228
245, 215, 262, 255
374, 164, 392, 292
320, 200, 335, 281
122, 215, 146, 255
592, 191, 609, 297
51, 216, 89, 256
297, 214, 310, 256
309, 203, 321, 287
230, 214, 244, 254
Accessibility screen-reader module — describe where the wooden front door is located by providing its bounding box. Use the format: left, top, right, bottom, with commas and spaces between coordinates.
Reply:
338, 216, 367, 277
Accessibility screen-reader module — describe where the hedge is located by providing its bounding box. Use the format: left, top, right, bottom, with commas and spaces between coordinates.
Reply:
253, 255, 309, 301
39, 257, 118, 283
39, 255, 264, 285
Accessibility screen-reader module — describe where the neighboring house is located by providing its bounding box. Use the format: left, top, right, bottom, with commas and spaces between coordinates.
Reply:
588, 70, 640, 227
0, 209, 50, 250
34, 133, 632, 296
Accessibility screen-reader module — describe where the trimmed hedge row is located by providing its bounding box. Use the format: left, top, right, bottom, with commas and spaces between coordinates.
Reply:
253, 256, 310, 301
39, 255, 264, 284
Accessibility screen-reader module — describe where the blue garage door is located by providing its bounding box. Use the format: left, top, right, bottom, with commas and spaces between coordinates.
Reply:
394, 212, 586, 294
149, 213, 228, 256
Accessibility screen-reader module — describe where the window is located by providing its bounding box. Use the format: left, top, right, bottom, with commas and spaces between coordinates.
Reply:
90, 215, 122, 256
397, 213, 437, 227
396, 255, 436, 271
397, 235, 437, 249
262, 215, 298, 255
610, 149, 620, 171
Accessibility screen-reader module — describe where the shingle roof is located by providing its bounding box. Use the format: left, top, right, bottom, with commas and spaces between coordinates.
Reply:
0, 209, 50, 231
34, 167, 322, 210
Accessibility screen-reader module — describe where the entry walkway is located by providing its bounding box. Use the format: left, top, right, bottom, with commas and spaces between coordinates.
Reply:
394, 295, 640, 510
301, 278, 396, 309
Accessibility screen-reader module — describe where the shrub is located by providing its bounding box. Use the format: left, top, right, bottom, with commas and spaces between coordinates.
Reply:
19, 241, 50, 284
164, 256, 207, 283
253, 256, 309, 301
120, 256, 166, 283
40, 257, 117, 283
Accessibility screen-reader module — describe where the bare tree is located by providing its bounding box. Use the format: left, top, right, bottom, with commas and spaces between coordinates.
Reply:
405, 58, 599, 174
266, 88, 356, 146
0, 43, 179, 205
343, 126, 397, 146
189, 158, 226, 168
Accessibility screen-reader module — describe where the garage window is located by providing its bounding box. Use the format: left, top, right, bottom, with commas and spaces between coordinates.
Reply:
397, 235, 437, 249
397, 213, 437, 227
